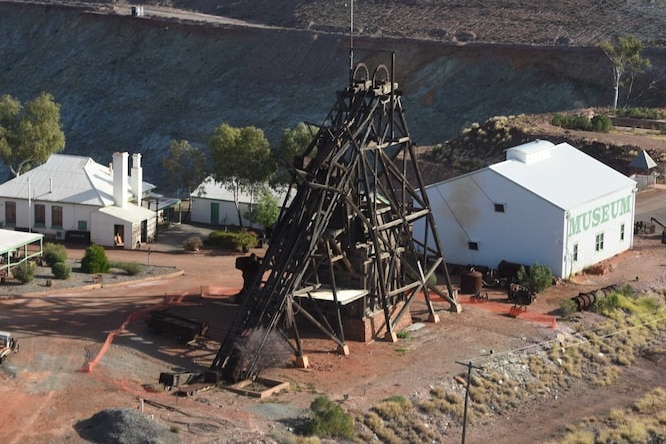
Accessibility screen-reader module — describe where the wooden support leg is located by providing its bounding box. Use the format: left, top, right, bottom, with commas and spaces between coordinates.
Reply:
294, 355, 309, 369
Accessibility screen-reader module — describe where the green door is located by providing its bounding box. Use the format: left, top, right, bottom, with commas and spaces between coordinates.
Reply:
210, 202, 219, 225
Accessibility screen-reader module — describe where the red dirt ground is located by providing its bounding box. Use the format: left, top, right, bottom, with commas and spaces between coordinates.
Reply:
0, 189, 665, 443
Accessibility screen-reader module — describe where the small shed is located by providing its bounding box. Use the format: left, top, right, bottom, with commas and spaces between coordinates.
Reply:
90, 205, 156, 249
629, 150, 658, 189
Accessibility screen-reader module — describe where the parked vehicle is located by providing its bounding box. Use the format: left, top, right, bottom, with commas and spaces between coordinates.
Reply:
0, 331, 19, 364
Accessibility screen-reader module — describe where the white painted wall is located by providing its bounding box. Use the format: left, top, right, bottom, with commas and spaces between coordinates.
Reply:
564, 187, 635, 277
422, 169, 566, 276
190, 197, 259, 228
90, 213, 130, 248
0, 198, 99, 235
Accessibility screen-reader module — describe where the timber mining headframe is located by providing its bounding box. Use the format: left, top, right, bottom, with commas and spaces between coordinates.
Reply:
211, 48, 461, 383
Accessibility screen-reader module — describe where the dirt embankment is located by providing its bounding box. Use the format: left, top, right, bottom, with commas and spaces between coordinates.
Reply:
1, 1, 666, 191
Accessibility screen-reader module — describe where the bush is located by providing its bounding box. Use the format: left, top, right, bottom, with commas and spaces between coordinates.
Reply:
615, 107, 666, 120
208, 230, 259, 252
12, 261, 36, 284
81, 244, 110, 274
52, 261, 72, 279
551, 113, 612, 133
234, 230, 259, 253
208, 231, 237, 249
42, 242, 67, 267
244, 187, 280, 231
560, 298, 579, 319
110, 261, 143, 275
590, 114, 613, 132
304, 396, 355, 440
517, 262, 553, 294
183, 236, 203, 251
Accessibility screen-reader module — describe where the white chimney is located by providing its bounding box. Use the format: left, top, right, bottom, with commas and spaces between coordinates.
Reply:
130, 153, 143, 207
112, 152, 129, 208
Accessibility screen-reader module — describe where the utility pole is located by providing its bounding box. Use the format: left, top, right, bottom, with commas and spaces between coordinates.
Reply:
27, 176, 31, 233
455, 360, 483, 444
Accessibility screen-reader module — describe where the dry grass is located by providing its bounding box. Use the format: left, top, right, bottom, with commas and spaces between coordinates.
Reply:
358, 291, 666, 442
549, 388, 666, 443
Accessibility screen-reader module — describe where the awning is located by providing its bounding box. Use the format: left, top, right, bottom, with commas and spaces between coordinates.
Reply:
0, 229, 44, 255
0, 229, 44, 274
97, 205, 156, 223
143, 195, 181, 212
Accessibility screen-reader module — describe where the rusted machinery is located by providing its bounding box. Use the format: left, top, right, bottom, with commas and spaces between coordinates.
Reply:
570, 284, 620, 311
211, 52, 459, 382
508, 283, 536, 306
147, 310, 209, 342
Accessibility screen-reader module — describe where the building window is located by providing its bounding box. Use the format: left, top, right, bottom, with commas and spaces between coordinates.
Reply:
573, 243, 578, 262
34, 204, 46, 227
620, 223, 625, 241
5, 201, 16, 225
78, 220, 87, 231
494, 203, 505, 213
52, 206, 63, 228
468, 241, 479, 250
595, 233, 604, 252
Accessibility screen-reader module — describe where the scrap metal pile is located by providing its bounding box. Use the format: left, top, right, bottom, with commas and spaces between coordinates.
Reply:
212, 55, 460, 382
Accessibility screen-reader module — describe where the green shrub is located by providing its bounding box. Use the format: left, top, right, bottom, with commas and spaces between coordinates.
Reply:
592, 292, 620, 314
517, 263, 553, 294
551, 113, 567, 127
233, 230, 259, 253
560, 298, 579, 319
81, 244, 110, 274
615, 107, 666, 120
208, 230, 237, 249
208, 230, 259, 252
51, 261, 72, 280
12, 261, 36, 284
591, 114, 613, 132
42, 242, 67, 267
110, 261, 143, 275
304, 396, 355, 440
551, 113, 612, 133
183, 236, 203, 251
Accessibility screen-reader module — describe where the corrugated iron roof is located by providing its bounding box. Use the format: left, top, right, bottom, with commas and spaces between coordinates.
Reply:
426, 141, 637, 210
489, 141, 637, 209
191, 176, 290, 205
0, 154, 154, 206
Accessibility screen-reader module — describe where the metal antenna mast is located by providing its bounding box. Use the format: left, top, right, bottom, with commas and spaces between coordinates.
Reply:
349, 0, 354, 85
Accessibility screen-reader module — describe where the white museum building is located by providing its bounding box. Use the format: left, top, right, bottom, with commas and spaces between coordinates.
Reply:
417, 140, 638, 279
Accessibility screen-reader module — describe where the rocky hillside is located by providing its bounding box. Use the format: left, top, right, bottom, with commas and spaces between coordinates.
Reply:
33, 0, 666, 47
0, 1, 665, 191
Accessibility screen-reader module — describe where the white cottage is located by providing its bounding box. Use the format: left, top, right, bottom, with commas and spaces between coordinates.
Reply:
418, 141, 637, 278
190, 177, 290, 229
0, 152, 157, 249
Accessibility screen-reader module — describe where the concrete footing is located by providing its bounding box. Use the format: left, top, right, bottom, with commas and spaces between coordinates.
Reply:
337, 344, 350, 356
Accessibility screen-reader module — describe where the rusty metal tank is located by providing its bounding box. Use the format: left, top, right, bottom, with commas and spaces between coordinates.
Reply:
460, 270, 483, 294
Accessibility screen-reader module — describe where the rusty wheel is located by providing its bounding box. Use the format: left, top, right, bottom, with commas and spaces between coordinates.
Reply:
352, 63, 369, 83
372, 64, 390, 87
